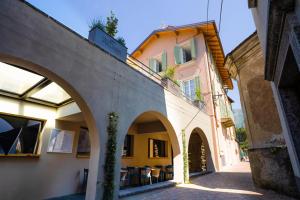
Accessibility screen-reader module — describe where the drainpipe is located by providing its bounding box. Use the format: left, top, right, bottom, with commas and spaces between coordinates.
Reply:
204, 41, 221, 171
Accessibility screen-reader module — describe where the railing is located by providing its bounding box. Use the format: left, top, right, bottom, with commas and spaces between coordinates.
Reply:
126, 55, 207, 113
219, 98, 234, 127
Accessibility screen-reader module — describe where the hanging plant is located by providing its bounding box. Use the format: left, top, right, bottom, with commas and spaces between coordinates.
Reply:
103, 112, 118, 200
181, 129, 190, 183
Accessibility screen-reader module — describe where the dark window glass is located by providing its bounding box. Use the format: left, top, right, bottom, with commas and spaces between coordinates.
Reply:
149, 139, 167, 158
122, 135, 134, 157
0, 114, 43, 155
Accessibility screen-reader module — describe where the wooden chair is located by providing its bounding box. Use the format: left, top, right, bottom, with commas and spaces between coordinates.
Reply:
151, 168, 161, 183
155, 165, 165, 181
140, 167, 152, 185
127, 167, 139, 186
165, 165, 173, 180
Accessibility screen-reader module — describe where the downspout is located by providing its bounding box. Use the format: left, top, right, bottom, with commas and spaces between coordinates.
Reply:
204, 40, 221, 171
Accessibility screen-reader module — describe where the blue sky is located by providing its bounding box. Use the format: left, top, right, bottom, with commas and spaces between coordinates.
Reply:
27, 0, 255, 109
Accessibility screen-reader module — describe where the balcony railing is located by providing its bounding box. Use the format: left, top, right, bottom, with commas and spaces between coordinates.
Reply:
126, 55, 206, 113
219, 98, 235, 127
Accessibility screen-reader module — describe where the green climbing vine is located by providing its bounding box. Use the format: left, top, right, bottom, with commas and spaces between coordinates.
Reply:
103, 112, 118, 200
182, 129, 190, 183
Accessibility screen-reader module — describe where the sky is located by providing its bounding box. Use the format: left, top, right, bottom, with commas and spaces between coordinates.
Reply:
27, 0, 255, 109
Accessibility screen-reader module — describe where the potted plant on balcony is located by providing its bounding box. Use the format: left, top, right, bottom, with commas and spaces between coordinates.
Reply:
88, 11, 127, 61
193, 88, 205, 109
161, 67, 181, 95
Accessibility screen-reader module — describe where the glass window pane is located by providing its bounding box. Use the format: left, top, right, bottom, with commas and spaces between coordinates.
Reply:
0, 114, 42, 155
30, 82, 71, 104
190, 80, 195, 100
0, 62, 44, 94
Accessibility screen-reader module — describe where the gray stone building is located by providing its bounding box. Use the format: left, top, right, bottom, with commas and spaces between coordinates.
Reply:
225, 32, 298, 196
249, 0, 300, 193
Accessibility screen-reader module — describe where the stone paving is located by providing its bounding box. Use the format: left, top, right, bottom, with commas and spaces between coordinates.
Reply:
121, 162, 297, 200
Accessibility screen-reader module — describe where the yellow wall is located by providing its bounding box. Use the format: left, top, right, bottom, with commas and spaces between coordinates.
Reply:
121, 125, 172, 167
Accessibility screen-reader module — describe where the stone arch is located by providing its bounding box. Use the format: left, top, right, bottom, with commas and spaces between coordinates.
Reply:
116, 110, 181, 190
0, 55, 101, 200
123, 110, 180, 157
188, 127, 215, 173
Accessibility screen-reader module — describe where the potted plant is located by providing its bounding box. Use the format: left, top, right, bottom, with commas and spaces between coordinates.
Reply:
161, 67, 181, 95
88, 12, 127, 61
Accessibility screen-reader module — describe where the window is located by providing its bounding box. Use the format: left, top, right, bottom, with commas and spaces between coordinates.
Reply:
148, 139, 167, 158
122, 134, 134, 157
149, 51, 167, 73
183, 79, 196, 100
181, 76, 202, 101
174, 38, 197, 65
0, 114, 43, 155
30, 82, 71, 104
0, 62, 44, 95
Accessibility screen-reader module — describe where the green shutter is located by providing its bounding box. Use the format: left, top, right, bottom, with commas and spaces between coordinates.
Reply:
161, 50, 167, 71
194, 76, 203, 101
191, 38, 197, 59
149, 58, 155, 73
174, 45, 181, 65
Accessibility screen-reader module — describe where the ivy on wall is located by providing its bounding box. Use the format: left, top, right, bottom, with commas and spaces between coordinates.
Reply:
182, 129, 190, 183
103, 112, 118, 200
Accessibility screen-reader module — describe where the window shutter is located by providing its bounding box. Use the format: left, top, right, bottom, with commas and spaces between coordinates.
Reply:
180, 48, 186, 63
191, 38, 197, 59
179, 81, 184, 95
174, 45, 182, 65
149, 58, 155, 73
194, 76, 203, 101
161, 50, 167, 71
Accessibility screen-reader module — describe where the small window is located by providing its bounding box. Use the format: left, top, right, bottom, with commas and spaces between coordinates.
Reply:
0, 114, 43, 155
182, 45, 192, 63
149, 51, 167, 73
122, 134, 134, 157
182, 79, 196, 100
148, 139, 167, 158
174, 38, 196, 65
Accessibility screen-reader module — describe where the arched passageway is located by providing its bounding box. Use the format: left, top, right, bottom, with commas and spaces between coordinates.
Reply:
0, 60, 100, 200
188, 128, 214, 174
118, 111, 179, 189
188, 132, 206, 173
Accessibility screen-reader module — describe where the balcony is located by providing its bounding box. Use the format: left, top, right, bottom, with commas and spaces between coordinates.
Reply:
126, 56, 206, 113
219, 99, 235, 127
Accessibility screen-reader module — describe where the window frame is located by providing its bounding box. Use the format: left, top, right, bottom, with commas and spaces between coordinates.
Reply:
148, 138, 168, 158
122, 134, 134, 157
0, 112, 45, 157
182, 79, 196, 100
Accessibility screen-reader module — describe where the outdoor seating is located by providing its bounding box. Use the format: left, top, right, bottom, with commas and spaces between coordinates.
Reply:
140, 167, 152, 185
120, 168, 128, 188
151, 168, 160, 183
155, 165, 165, 181
127, 167, 140, 186
82, 168, 89, 193
165, 165, 173, 180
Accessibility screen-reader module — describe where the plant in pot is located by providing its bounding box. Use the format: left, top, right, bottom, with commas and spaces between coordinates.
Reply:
88, 11, 127, 61
161, 66, 178, 85
193, 88, 203, 107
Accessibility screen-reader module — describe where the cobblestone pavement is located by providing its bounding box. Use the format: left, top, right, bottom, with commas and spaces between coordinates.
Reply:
121, 162, 296, 200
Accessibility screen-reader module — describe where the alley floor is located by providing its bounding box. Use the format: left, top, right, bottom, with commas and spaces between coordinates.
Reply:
121, 162, 296, 200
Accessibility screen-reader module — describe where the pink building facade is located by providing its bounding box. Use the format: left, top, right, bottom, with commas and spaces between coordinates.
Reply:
131, 22, 240, 170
